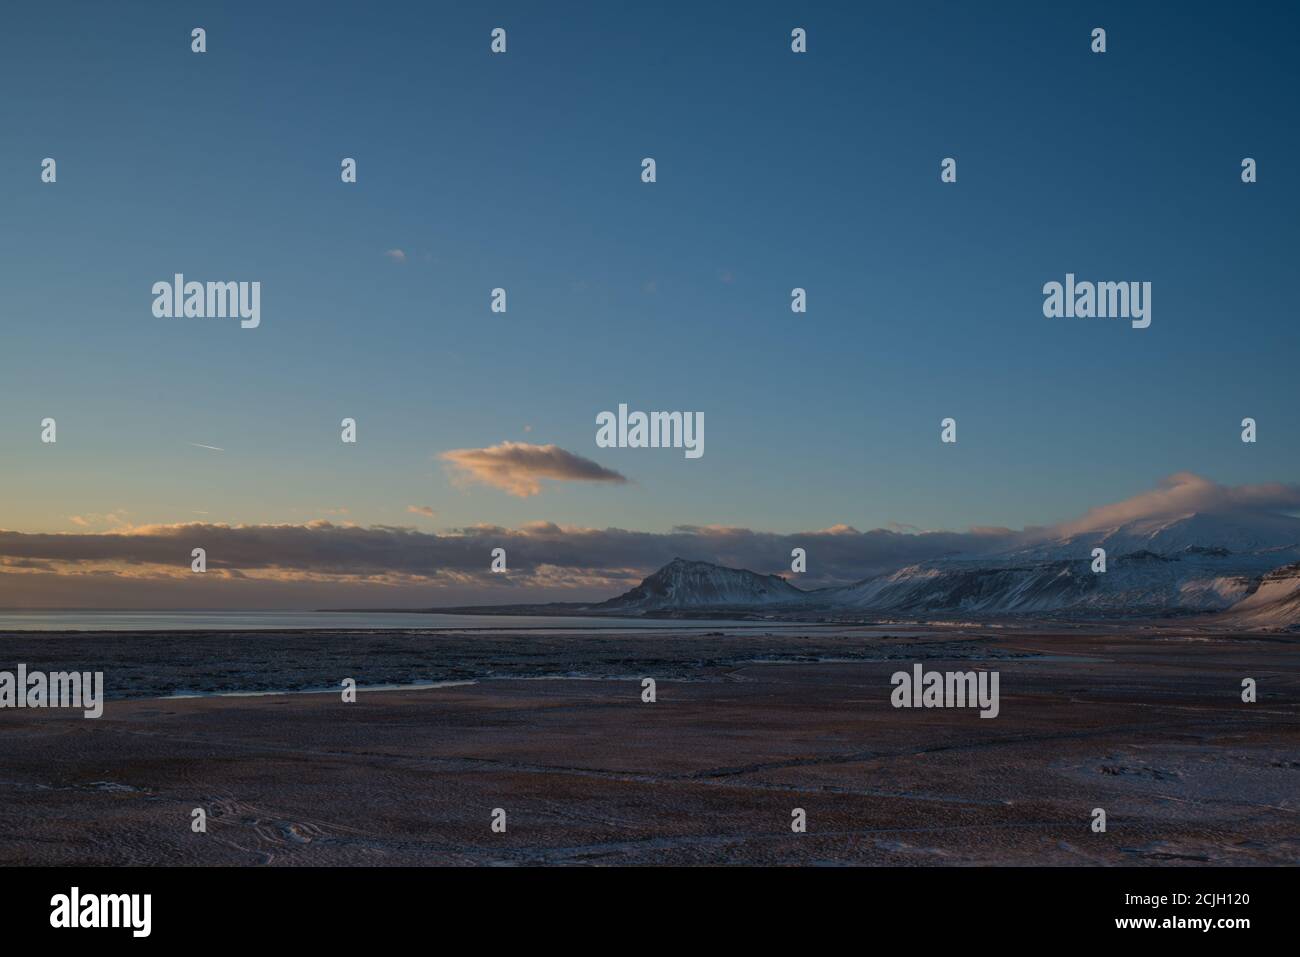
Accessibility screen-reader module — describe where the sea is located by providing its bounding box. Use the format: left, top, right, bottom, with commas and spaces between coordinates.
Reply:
0, 610, 773, 632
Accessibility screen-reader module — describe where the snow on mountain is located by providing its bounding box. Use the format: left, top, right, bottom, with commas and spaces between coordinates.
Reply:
814, 507, 1300, 617
591, 557, 811, 612
831, 550, 1260, 617
586, 509, 1300, 623
830, 560, 1096, 614
1002, 510, 1300, 562
1219, 562, 1300, 628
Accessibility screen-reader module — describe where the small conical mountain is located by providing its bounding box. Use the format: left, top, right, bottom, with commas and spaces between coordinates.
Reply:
591, 557, 810, 612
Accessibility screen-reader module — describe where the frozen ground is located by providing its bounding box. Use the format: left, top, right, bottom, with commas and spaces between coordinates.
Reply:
0, 625, 1295, 865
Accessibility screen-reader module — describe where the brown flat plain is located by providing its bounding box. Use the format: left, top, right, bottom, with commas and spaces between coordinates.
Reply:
0, 626, 1296, 865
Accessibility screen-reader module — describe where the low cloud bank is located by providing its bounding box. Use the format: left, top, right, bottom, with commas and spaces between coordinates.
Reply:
2, 473, 1295, 607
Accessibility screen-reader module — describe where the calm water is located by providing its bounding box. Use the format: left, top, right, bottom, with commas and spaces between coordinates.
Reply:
0, 610, 775, 632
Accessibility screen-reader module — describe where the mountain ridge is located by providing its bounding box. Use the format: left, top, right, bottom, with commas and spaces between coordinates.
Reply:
349, 508, 1300, 629
581, 511, 1300, 626
589, 557, 811, 612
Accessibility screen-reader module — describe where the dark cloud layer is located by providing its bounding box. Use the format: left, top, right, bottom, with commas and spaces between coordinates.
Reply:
2, 474, 1297, 608
0, 520, 1002, 587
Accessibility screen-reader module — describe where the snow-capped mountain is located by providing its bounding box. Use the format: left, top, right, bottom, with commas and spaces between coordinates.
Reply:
585, 509, 1300, 627
591, 557, 811, 612
829, 550, 1260, 617
1001, 510, 1300, 562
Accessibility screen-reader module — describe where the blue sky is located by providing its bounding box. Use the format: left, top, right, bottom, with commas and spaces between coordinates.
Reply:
0, 1, 1297, 604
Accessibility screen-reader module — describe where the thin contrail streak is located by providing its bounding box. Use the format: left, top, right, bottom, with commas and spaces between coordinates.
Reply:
188, 443, 225, 452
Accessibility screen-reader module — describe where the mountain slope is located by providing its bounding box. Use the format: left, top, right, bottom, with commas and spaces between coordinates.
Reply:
1219, 562, 1300, 628
829, 551, 1260, 617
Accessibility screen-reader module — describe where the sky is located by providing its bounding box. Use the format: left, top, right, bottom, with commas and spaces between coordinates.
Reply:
0, 2, 1297, 607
